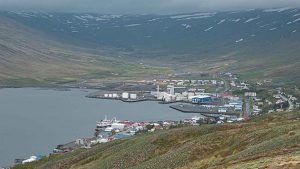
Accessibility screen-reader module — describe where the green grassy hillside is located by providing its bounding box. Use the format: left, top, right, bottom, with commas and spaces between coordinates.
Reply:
13, 110, 300, 169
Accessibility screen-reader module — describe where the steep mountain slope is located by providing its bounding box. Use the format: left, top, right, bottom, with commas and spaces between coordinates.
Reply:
3, 9, 300, 56
1, 8, 300, 83
0, 16, 169, 86
13, 110, 300, 169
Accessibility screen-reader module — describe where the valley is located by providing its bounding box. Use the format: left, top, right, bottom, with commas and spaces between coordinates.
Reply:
1, 6, 300, 169
1, 9, 300, 87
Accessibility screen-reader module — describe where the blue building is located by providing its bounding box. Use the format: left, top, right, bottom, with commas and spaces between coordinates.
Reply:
191, 96, 213, 104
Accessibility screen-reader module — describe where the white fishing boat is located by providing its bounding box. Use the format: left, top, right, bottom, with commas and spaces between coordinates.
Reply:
96, 116, 118, 131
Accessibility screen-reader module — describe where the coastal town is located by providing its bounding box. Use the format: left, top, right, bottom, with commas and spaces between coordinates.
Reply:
11, 72, 300, 166
85, 72, 299, 116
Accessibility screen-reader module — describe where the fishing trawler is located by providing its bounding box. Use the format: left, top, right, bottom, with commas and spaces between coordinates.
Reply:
95, 116, 118, 131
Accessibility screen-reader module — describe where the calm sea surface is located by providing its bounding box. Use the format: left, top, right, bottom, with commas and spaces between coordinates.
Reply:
0, 88, 198, 166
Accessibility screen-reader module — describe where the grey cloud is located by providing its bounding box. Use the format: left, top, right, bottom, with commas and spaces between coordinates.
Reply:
0, 0, 300, 14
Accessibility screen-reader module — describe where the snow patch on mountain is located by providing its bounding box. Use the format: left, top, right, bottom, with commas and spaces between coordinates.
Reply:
74, 16, 88, 22
108, 15, 123, 19
170, 13, 216, 20
263, 7, 291, 13
81, 15, 106, 21
125, 24, 141, 27
148, 18, 159, 22
235, 38, 243, 43
217, 19, 226, 24
260, 24, 269, 28
204, 27, 213, 32
13, 12, 37, 18
293, 18, 300, 23
231, 19, 241, 22
244, 17, 260, 23
293, 13, 300, 17
182, 24, 192, 29
41, 13, 53, 18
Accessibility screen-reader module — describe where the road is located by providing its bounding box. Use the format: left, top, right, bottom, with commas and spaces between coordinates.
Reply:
279, 94, 294, 111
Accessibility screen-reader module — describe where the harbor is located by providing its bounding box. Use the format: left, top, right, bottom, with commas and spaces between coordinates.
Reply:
0, 88, 200, 166
86, 81, 245, 118
3, 74, 297, 167
23, 113, 243, 163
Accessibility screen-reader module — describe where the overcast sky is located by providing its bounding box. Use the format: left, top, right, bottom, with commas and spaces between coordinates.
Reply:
0, 0, 300, 14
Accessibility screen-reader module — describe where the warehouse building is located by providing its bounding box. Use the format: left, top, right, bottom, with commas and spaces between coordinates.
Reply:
191, 95, 213, 104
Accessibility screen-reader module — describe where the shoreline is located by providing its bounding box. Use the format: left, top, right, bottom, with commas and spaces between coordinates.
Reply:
86, 95, 197, 105
1, 88, 201, 166
170, 105, 240, 116
86, 95, 160, 103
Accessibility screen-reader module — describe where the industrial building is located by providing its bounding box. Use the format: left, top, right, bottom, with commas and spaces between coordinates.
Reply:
191, 95, 213, 104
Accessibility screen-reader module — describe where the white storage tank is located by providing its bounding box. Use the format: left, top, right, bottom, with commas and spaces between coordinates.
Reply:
122, 92, 129, 99
104, 94, 109, 97
108, 94, 113, 98
130, 93, 137, 99
112, 93, 118, 98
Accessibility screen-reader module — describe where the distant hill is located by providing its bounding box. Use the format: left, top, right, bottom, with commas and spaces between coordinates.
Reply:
0, 16, 169, 86
1, 8, 300, 85
12, 110, 300, 169
2, 9, 300, 55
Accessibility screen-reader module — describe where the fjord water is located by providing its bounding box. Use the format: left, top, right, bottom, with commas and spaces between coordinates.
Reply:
0, 88, 197, 166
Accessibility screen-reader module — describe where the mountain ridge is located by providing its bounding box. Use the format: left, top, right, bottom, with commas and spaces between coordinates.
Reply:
0, 9, 300, 85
